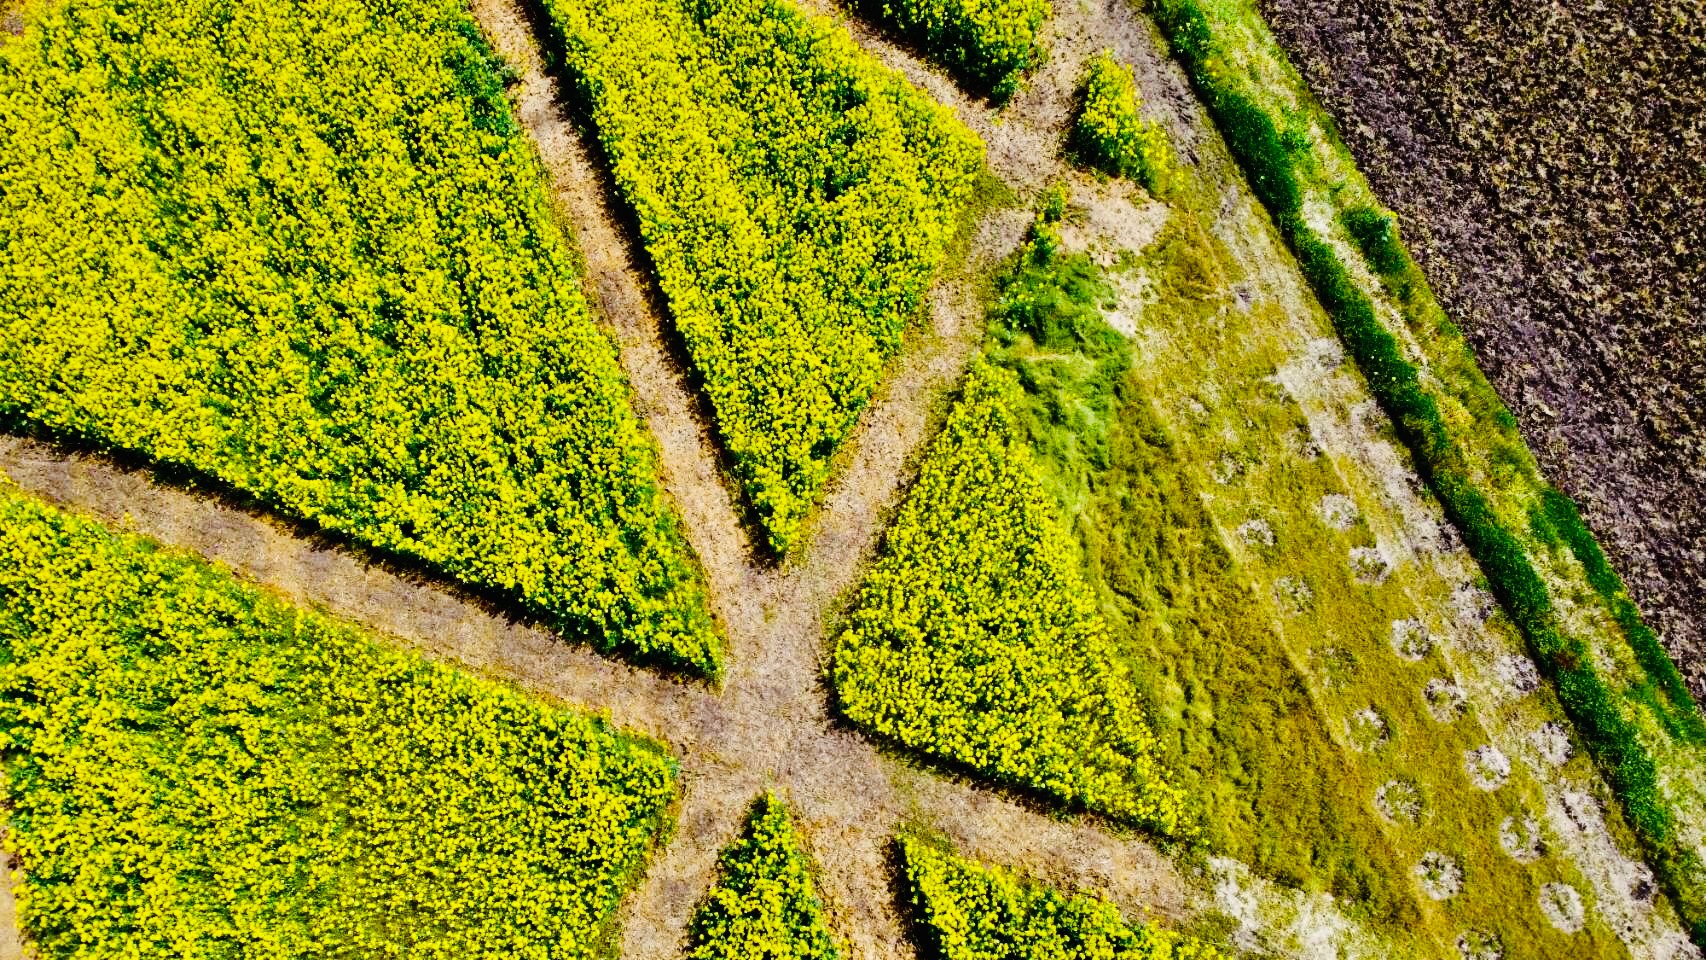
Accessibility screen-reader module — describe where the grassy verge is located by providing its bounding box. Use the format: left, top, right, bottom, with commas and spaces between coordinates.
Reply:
1146, 0, 1706, 939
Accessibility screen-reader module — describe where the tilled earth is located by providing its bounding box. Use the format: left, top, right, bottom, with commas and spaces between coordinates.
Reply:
1254, 0, 1706, 696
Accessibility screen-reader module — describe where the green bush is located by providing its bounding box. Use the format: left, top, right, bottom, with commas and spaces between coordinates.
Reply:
0, 0, 719, 674
1341, 205, 1406, 277
862, 0, 1049, 101
832, 357, 1187, 835
1150, 0, 1298, 219
898, 835, 1224, 959
0, 484, 678, 959
539, 0, 982, 554
686, 793, 840, 960
1071, 51, 1173, 192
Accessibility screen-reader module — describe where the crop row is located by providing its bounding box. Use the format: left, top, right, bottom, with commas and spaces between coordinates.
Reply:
0, 0, 718, 674
0, 483, 676, 958
686, 793, 841, 960
832, 338, 1187, 834
537, 0, 982, 555
899, 835, 1223, 959
1147, 0, 1706, 939
860, 0, 1050, 100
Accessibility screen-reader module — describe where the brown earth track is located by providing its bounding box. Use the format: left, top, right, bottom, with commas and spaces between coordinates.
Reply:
1252, 0, 1706, 697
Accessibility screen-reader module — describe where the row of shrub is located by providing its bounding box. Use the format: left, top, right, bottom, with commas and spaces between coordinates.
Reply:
686, 793, 841, 960
1147, 0, 1706, 937
538, 0, 983, 555
859, 0, 1050, 101
0, 0, 720, 674
899, 835, 1223, 959
0, 484, 678, 958
832, 336, 1188, 835
1070, 51, 1174, 193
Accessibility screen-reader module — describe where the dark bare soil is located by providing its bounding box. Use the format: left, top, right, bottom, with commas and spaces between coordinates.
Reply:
1254, 0, 1706, 695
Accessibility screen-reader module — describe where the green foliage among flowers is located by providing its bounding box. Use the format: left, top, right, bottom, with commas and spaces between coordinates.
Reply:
684, 792, 841, 960
832, 356, 1187, 835
0, 0, 718, 674
537, 0, 983, 555
1071, 51, 1173, 192
898, 836, 1224, 960
0, 483, 677, 959
862, 0, 1050, 101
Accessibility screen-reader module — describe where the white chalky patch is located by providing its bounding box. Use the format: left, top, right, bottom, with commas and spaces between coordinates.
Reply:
1348, 708, 1389, 751
1416, 851, 1462, 900
1306, 336, 1345, 370
1349, 546, 1391, 584
1561, 790, 1601, 832
1375, 779, 1422, 824
1318, 492, 1359, 530
1539, 882, 1586, 933
1494, 654, 1540, 696
1274, 576, 1312, 614
1499, 814, 1543, 862
1424, 678, 1468, 722
1464, 745, 1510, 790
1212, 455, 1243, 485
1391, 619, 1432, 660
1452, 583, 1494, 627
1529, 722, 1573, 767
1457, 930, 1504, 960
1238, 518, 1276, 548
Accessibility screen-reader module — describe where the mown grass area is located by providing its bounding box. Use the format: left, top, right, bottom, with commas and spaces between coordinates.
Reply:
0, 483, 676, 959
898, 834, 1225, 959
985, 219, 1409, 921
1143, 0, 1706, 940
0, 0, 719, 675
686, 793, 841, 960
536, 0, 982, 556
1000, 175, 1632, 955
